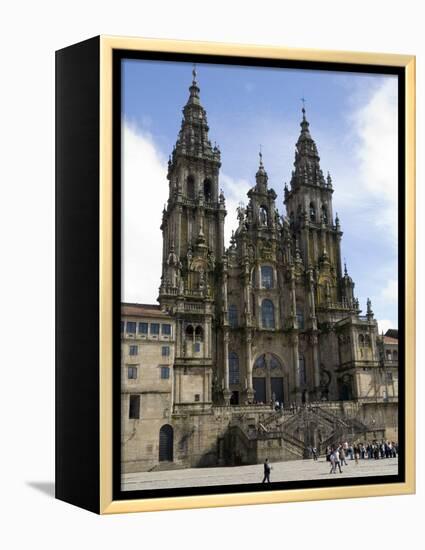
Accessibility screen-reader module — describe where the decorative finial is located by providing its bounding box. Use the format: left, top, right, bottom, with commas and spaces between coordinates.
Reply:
366, 297, 374, 319
259, 145, 263, 167
301, 96, 307, 117
192, 63, 197, 85
344, 259, 348, 276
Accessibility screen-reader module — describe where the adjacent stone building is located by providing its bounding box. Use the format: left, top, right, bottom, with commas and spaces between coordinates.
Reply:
121, 303, 175, 472
121, 69, 399, 473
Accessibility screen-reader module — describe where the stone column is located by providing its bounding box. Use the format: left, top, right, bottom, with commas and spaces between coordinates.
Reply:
203, 369, 208, 405
174, 368, 179, 405
245, 330, 254, 402
302, 224, 310, 266
291, 333, 301, 404
178, 370, 183, 403
308, 270, 316, 324
291, 274, 297, 328
273, 265, 278, 288
204, 319, 210, 358
311, 333, 320, 395
223, 330, 231, 405
176, 205, 182, 257
208, 371, 212, 402
217, 210, 225, 259
336, 233, 343, 280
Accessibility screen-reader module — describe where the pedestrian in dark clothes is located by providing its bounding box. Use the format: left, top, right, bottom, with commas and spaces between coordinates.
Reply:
262, 458, 271, 483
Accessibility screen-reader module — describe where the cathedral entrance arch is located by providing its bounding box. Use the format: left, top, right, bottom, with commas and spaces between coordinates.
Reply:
252, 353, 286, 406
253, 378, 266, 404
159, 424, 173, 462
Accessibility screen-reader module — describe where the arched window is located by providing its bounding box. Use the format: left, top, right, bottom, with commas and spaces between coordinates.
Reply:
261, 265, 273, 289
228, 304, 238, 328
159, 424, 173, 462
322, 205, 328, 224
185, 324, 194, 338
365, 334, 371, 346
297, 204, 302, 222
229, 352, 240, 385
299, 355, 306, 385
187, 175, 195, 199
195, 325, 203, 341
309, 202, 316, 222
393, 350, 398, 360
254, 354, 267, 369
289, 212, 295, 227
270, 355, 281, 370
296, 307, 304, 329
359, 334, 365, 347
259, 206, 268, 225
386, 350, 392, 361
261, 299, 275, 329
203, 179, 212, 201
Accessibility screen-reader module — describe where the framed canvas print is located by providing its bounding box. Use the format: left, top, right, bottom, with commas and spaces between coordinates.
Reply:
55, 36, 415, 514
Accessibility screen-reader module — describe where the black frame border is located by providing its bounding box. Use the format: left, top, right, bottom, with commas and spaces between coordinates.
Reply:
112, 49, 406, 503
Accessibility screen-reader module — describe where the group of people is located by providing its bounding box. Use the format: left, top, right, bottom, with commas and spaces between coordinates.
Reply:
319, 440, 398, 474
261, 439, 398, 482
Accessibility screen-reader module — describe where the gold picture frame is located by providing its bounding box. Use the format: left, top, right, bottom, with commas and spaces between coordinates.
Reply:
56, 35, 415, 514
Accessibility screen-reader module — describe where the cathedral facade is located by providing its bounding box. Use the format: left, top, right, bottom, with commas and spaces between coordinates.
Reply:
121, 69, 398, 473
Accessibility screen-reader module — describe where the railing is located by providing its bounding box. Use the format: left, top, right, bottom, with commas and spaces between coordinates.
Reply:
316, 301, 353, 311
184, 303, 205, 312
160, 287, 179, 296
257, 429, 304, 449
180, 197, 220, 209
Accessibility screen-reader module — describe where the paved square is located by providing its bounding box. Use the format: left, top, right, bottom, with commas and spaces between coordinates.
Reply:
122, 457, 398, 491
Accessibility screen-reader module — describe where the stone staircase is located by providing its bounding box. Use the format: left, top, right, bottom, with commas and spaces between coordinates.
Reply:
225, 403, 374, 464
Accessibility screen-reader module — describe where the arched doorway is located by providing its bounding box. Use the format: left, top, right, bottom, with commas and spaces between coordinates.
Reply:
338, 375, 353, 401
159, 424, 173, 462
252, 353, 285, 406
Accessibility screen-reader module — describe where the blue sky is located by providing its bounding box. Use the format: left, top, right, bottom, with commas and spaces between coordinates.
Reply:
122, 59, 398, 333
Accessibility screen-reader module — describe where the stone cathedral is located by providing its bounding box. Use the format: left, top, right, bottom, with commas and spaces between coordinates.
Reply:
121, 69, 398, 472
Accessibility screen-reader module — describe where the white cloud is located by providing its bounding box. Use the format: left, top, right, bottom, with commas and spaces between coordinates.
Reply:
380, 278, 398, 304
122, 121, 168, 304
349, 79, 398, 236
220, 173, 251, 246
377, 319, 397, 335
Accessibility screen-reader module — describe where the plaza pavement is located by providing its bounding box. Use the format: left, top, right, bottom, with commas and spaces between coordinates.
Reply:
122, 457, 398, 491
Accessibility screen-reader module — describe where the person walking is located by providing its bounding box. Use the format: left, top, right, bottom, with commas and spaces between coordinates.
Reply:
354, 444, 360, 464
329, 449, 336, 474
340, 446, 348, 466
262, 458, 272, 483
334, 447, 343, 473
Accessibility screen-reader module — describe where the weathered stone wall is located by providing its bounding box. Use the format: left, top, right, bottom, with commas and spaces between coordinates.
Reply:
122, 399, 399, 473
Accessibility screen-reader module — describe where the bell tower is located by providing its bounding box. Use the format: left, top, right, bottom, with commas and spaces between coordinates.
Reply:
284, 106, 345, 307
159, 68, 226, 411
